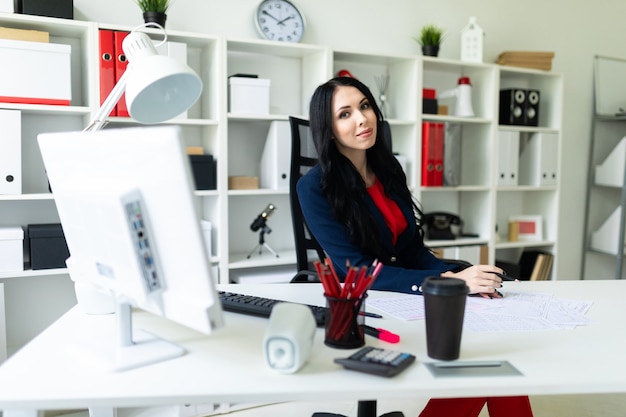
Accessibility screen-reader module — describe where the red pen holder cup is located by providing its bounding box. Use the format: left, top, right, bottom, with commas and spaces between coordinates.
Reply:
324, 294, 366, 349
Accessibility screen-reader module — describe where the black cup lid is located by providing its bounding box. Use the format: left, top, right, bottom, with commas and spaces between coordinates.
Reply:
422, 276, 469, 296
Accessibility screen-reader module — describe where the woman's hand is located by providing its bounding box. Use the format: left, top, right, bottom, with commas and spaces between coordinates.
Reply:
441, 265, 505, 298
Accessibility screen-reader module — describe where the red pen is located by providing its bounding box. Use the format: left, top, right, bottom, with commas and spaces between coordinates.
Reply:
363, 325, 400, 343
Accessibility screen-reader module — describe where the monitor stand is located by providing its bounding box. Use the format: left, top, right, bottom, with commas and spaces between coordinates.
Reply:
70, 301, 186, 373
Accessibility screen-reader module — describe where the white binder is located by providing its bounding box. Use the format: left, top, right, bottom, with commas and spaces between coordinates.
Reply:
519, 132, 558, 186
0, 109, 21, 194
260, 121, 290, 190
497, 130, 520, 186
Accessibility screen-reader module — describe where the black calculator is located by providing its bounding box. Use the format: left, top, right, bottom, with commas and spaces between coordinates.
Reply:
334, 346, 416, 377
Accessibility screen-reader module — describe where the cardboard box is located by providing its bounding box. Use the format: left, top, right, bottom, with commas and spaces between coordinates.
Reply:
228, 76, 270, 115
0, 39, 71, 106
28, 223, 70, 270
228, 176, 259, 190
0, 27, 49, 43
0, 226, 24, 272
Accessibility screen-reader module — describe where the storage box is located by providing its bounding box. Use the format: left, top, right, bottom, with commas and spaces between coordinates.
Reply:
422, 87, 438, 114
28, 223, 70, 270
16, 0, 74, 19
0, 226, 24, 272
0, 39, 71, 106
0, 0, 14, 12
228, 76, 270, 115
228, 176, 259, 190
189, 154, 217, 190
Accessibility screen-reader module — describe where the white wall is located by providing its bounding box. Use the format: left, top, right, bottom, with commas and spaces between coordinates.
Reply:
73, 0, 625, 280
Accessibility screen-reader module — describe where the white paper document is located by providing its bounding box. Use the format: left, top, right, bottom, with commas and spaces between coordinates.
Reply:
367, 290, 593, 333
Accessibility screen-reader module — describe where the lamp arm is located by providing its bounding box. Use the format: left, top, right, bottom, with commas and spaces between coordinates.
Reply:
84, 70, 129, 132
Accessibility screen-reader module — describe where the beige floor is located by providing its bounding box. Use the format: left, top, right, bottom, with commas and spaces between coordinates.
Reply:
44, 394, 626, 417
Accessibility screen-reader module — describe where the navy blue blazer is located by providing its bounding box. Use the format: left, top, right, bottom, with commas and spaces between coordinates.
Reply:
297, 165, 455, 294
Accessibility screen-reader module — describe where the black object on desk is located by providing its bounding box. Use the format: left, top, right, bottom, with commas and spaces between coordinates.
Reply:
218, 290, 383, 327
335, 346, 415, 377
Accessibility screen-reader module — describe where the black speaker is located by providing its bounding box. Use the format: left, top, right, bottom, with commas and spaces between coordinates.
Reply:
499, 89, 526, 125
524, 89, 540, 126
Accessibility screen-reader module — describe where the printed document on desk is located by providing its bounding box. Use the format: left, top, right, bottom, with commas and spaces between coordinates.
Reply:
367, 290, 593, 332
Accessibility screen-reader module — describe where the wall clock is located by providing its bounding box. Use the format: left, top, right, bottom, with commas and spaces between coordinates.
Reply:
255, 0, 306, 43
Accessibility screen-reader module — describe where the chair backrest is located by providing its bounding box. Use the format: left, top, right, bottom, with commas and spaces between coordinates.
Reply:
288, 116, 326, 282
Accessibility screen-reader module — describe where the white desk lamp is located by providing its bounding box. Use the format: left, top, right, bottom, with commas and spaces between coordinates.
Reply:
85, 23, 203, 131
75, 23, 203, 317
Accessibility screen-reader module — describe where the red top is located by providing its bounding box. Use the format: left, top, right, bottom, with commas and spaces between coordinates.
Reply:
367, 178, 408, 245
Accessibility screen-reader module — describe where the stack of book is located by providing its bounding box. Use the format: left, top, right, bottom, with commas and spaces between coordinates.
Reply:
496, 51, 555, 71
497, 250, 554, 281
519, 250, 554, 281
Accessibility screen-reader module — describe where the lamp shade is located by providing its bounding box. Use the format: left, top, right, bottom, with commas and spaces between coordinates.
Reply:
122, 31, 203, 124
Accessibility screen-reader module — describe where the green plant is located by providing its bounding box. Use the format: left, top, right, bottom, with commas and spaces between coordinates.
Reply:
414, 24, 444, 47
136, 0, 170, 13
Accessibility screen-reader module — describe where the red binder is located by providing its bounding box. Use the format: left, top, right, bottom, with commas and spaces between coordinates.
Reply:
98, 29, 116, 117
433, 122, 444, 186
114, 31, 130, 117
421, 122, 444, 186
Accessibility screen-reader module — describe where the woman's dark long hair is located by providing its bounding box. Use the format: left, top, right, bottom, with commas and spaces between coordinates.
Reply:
309, 77, 424, 259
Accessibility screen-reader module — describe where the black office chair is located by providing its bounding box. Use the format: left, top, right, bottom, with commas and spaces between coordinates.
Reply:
288, 116, 393, 284
288, 116, 404, 417
288, 116, 326, 284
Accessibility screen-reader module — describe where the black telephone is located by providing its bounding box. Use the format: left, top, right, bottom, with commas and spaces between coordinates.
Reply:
423, 212, 463, 240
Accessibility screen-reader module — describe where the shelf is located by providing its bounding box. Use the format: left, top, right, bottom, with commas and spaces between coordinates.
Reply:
420, 186, 491, 192
228, 189, 289, 196
426, 237, 489, 248
0, 194, 54, 201
228, 250, 297, 269
582, 56, 626, 279
0, 268, 68, 280
495, 240, 556, 250
422, 114, 491, 124
0, 104, 90, 116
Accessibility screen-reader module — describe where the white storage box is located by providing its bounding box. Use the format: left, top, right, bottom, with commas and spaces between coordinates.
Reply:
0, 226, 24, 272
228, 77, 270, 115
0, 39, 71, 105
0, 0, 15, 12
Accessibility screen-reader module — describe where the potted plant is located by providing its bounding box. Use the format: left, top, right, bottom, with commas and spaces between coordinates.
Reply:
415, 24, 444, 57
136, 0, 170, 28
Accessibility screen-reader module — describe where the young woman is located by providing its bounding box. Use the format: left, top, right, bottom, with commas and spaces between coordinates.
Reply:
297, 76, 533, 417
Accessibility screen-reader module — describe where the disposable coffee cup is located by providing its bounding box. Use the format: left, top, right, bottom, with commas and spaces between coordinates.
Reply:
422, 276, 469, 360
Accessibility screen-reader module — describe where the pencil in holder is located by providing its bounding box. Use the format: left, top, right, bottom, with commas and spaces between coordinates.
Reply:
324, 294, 366, 349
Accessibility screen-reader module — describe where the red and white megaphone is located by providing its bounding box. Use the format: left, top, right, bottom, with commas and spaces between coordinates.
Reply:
438, 76, 475, 117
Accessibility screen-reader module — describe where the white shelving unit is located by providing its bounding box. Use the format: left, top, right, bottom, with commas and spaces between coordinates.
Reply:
582, 55, 626, 279
493, 67, 563, 275
0, 13, 563, 355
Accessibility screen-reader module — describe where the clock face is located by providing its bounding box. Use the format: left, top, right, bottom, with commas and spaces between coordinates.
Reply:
255, 0, 305, 43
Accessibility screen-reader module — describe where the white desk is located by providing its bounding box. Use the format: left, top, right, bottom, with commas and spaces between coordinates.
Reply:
0, 280, 625, 415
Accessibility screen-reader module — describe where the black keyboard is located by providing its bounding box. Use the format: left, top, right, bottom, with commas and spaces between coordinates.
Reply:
218, 290, 327, 326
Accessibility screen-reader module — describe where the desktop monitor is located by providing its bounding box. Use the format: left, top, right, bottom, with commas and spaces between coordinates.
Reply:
38, 125, 225, 372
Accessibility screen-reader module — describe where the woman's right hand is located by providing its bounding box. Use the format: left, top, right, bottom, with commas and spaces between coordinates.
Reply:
441, 264, 505, 298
